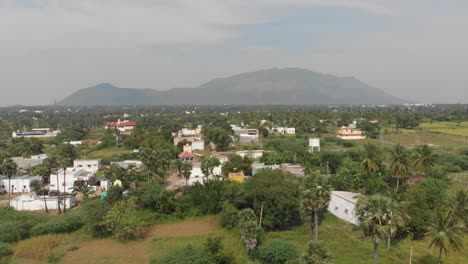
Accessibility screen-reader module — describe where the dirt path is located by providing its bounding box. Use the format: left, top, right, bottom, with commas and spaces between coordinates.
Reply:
62, 218, 217, 264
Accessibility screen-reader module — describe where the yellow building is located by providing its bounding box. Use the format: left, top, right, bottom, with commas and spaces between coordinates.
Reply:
228, 172, 246, 183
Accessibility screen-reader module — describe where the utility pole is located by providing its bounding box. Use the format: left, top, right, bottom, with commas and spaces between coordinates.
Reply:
258, 202, 264, 228
409, 242, 414, 264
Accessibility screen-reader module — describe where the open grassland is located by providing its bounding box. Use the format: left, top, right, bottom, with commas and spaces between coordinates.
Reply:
81, 147, 133, 160
8, 213, 467, 264
420, 121, 468, 136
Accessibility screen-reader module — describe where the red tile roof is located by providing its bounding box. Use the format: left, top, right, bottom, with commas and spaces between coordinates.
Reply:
178, 151, 194, 159
106, 121, 136, 127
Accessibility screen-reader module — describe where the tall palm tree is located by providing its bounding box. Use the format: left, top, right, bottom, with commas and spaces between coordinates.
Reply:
384, 198, 409, 250
1, 158, 18, 205
57, 156, 70, 213
30, 180, 48, 213
180, 162, 193, 186
427, 211, 464, 264
300, 174, 332, 241
389, 144, 410, 191
361, 142, 381, 175
356, 194, 394, 264
412, 145, 436, 176
446, 190, 468, 229
48, 156, 62, 213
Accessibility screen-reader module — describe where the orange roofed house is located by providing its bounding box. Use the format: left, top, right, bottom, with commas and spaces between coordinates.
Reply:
105, 119, 136, 135
336, 126, 366, 140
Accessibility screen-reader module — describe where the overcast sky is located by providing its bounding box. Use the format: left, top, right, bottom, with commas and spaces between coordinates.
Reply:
1, 0, 467, 106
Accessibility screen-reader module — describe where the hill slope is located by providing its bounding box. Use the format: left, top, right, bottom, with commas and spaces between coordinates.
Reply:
58, 68, 405, 105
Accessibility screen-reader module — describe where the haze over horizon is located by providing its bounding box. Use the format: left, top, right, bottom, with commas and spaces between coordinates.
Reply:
1, 0, 467, 106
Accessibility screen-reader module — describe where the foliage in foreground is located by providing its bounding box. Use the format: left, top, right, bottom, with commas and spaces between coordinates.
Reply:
14, 234, 70, 260
258, 239, 299, 264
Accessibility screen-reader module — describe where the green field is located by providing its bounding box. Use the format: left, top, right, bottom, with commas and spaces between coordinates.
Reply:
420, 121, 468, 136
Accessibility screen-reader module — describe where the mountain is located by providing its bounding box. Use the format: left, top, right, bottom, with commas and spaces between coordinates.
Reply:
58, 68, 405, 106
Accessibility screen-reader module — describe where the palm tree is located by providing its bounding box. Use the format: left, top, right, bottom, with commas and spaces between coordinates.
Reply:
384, 198, 409, 251
356, 194, 394, 264
180, 162, 193, 186
201, 157, 221, 180
1, 158, 18, 205
30, 180, 48, 213
389, 144, 410, 191
361, 142, 381, 175
427, 211, 464, 264
48, 156, 62, 213
300, 174, 332, 241
72, 181, 95, 201
446, 190, 468, 229
30, 163, 52, 213
173, 159, 183, 176
412, 145, 436, 176
57, 156, 70, 213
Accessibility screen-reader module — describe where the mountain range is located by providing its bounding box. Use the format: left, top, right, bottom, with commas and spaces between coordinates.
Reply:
58, 68, 406, 106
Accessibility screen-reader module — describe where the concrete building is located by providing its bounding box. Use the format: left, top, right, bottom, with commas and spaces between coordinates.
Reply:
327, 191, 361, 226
236, 150, 264, 159
12, 154, 48, 170
279, 163, 305, 177
251, 162, 280, 175
233, 128, 259, 143
186, 162, 222, 186
50, 168, 94, 193
309, 138, 320, 153
110, 160, 143, 169
336, 126, 366, 140
105, 120, 136, 135
12, 128, 60, 138
0, 175, 42, 194
270, 127, 296, 134
10, 195, 76, 211
73, 159, 102, 173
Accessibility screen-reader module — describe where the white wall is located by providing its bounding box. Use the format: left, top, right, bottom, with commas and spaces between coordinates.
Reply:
0, 176, 41, 193
74, 159, 102, 172
327, 191, 360, 226
10, 195, 76, 211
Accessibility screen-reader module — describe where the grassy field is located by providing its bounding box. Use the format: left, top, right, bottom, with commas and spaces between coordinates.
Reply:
7, 213, 467, 264
81, 147, 134, 160
420, 121, 468, 136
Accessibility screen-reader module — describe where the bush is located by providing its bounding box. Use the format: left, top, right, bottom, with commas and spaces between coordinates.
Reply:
151, 245, 216, 264
258, 239, 299, 264
30, 214, 84, 236
0, 222, 30, 242
14, 234, 69, 260
102, 197, 145, 240
81, 199, 112, 237
342, 141, 354, 148
0, 243, 13, 258
220, 202, 238, 229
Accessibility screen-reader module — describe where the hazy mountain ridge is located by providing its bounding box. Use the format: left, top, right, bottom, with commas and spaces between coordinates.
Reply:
58, 68, 406, 106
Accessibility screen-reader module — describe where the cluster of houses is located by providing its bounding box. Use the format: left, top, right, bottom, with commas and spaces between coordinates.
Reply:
231, 125, 260, 143
173, 126, 205, 151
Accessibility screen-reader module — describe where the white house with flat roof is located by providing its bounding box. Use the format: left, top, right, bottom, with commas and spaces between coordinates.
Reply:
73, 159, 102, 173
50, 168, 94, 193
327, 191, 361, 226
0, 175, 42, 194
186, 162, 222, 186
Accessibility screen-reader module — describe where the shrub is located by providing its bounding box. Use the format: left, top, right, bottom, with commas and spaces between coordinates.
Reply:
102, 197, 145, 240
0, 222, 30, 242
220, 202, 239, 229
151, 245, 216, 264
258, 239, 299, 264
81, 199, 112, 237
14, 234, 69, 260
30, 214, 84, 236
0, 243, 13, 258
302, 241, 334, 264
342, 141, 354, 148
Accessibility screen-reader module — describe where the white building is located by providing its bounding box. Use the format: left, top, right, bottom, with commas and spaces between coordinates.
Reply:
186, 162, 222, 186
309, 138, 320, 153
236, 150, 264, 159
0, 175, 42, 194
191, 141, 205, 151
10, 195, 76, 211
73, 159, 102, 173
327, 191, 361, 226
110, 160, 143, 169
271, 127, 296, 134
336, 126, 366, 140
50, 168, 94, 193
105, 120, 136, 135
12, 128, 60, 138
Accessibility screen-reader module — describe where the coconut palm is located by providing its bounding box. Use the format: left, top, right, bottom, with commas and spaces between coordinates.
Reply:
300, 174, 332, 241
72, 181, 95, 201
356, 194, 394, 264
48, 155, 62, 213
30, 179, 49, 213
1, 158, 18, 204
30, 163, 52, 213
389, 144, 410, 191
384, 198, 409, 250
57, 156, 71, 213
412, 145, 436, 176
446, 190, 468, 229
180, 162, 193, 186
427, 211, 464, 264
361, 142, 381, 175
